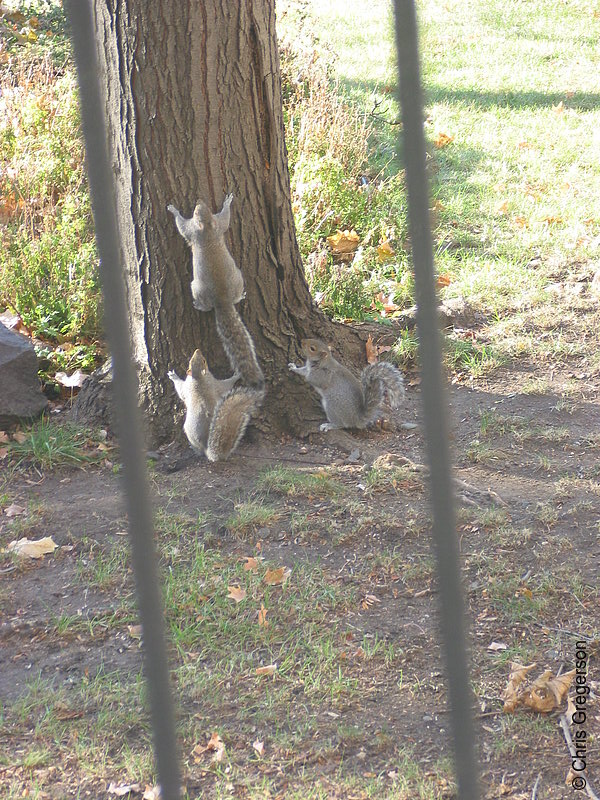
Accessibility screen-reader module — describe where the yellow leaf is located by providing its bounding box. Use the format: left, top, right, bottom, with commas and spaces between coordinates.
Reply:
434, 132, 454, 148
258, 604, 268, 626
495, 199, 509, 215
7, 536, 57, 559
514, 216, 528, 228
227, 585, 247, 603
376, 239, 395, 261
552, 101, 565, 114
326, 229, 360, 254
264, 567, 290, 586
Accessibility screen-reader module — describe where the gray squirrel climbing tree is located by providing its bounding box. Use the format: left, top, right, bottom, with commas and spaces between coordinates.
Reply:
83, 0, 365, 444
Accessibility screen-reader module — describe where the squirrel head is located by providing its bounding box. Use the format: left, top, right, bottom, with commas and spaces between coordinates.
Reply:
300, 338, 330, 363
192, 200, 213, 231
188, 349, 209, 379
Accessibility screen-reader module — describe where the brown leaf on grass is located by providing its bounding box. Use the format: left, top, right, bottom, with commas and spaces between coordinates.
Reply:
523, 668, 575, 713
365, 335, 378, 364
243, 556, 259, 572
434, 132, 454, 148
326, 229, 360, 254
7, 536, 57, 559
502, 661, 537, 712
542, 215, 563, 226
0, 447, 9, 460
436, 273, 453, 288
0, 431, 9, 443
227, 585, 247, 603
503, 663, 574, 714
127, 625, 142, 639
4, 503, 26, 517
514, 216, 528, 228
495, 199, 509, 215
376, 240, 395, 261
553, 101, 565, 114
264, 566, 290, 586
258, 604, 268, 627
193, 732, 226, 764
373, 291, 400, 316
12, 431, 28, 444
256, 664, 277, 676
361, 593, 381, 609
142, 787, 161, 800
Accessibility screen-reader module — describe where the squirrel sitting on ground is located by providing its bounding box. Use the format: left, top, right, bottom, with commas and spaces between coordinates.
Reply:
167, 193, 244, 311
289, 338, 405, 431
168, 349, 262, 462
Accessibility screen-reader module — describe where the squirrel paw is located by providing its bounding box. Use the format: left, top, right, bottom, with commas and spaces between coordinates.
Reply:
166, 204, 178, 215
223, 193, 233, 206
167, 370, 178, 382
288, 363, 298, 371
319, 422, 339, 432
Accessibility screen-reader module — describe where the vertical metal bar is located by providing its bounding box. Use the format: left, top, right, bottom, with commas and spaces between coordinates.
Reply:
392, 1, 480, 798
64, 2, 181, 798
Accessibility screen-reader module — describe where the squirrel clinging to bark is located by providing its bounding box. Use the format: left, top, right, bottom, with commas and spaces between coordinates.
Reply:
167, 193, 244, 311
289, 338, 405, 431
168, 349, 262, 462
167, 192, 265, 460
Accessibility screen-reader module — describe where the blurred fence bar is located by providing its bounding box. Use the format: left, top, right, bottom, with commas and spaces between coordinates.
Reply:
64, 2, 181, 798
392, 1, 480, 798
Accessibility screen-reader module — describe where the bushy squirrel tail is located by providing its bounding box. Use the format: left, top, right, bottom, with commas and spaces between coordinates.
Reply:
214, 304, 264, 389
361, 362, 406, 426
205, 385, 264, 462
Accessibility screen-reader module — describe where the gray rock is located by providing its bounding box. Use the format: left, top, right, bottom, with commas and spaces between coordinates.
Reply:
0, 323, 47, 427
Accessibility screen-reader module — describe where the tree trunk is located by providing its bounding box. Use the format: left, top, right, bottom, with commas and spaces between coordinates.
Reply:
89, 0, 364, 444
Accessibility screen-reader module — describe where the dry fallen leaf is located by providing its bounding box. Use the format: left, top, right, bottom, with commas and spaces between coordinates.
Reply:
206, 731, 226, 762
258, 604, 268, 627
107, 783, 142, 797
264, 567, 290, 586
255, 664, 278, 676
436, 273, 453, 288
502, 661, 537, 713
227, 585, 247, 603
142, 787, 161, 800
252, 739, 265, 756
127, 624, 143, 639
365, 334, 378, 365
488, 641, 508, 651
495, 199, 509, 215
7, 536, 57, 559
326, 229, 360, 255
553, 100, 565, 115
243, 556, 259, 572
434, 132, 454, 148
376, 239, 395, 261
4, 503, 26, 517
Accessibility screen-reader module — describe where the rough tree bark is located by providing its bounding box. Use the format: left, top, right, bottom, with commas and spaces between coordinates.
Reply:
84, 0, 365, 444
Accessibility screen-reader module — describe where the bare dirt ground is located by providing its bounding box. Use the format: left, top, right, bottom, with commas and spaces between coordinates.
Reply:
1, 353, 599, 799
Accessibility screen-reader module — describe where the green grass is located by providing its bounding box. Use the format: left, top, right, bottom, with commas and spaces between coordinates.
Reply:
0, 3, 101, 372
6, 416, 103, 469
